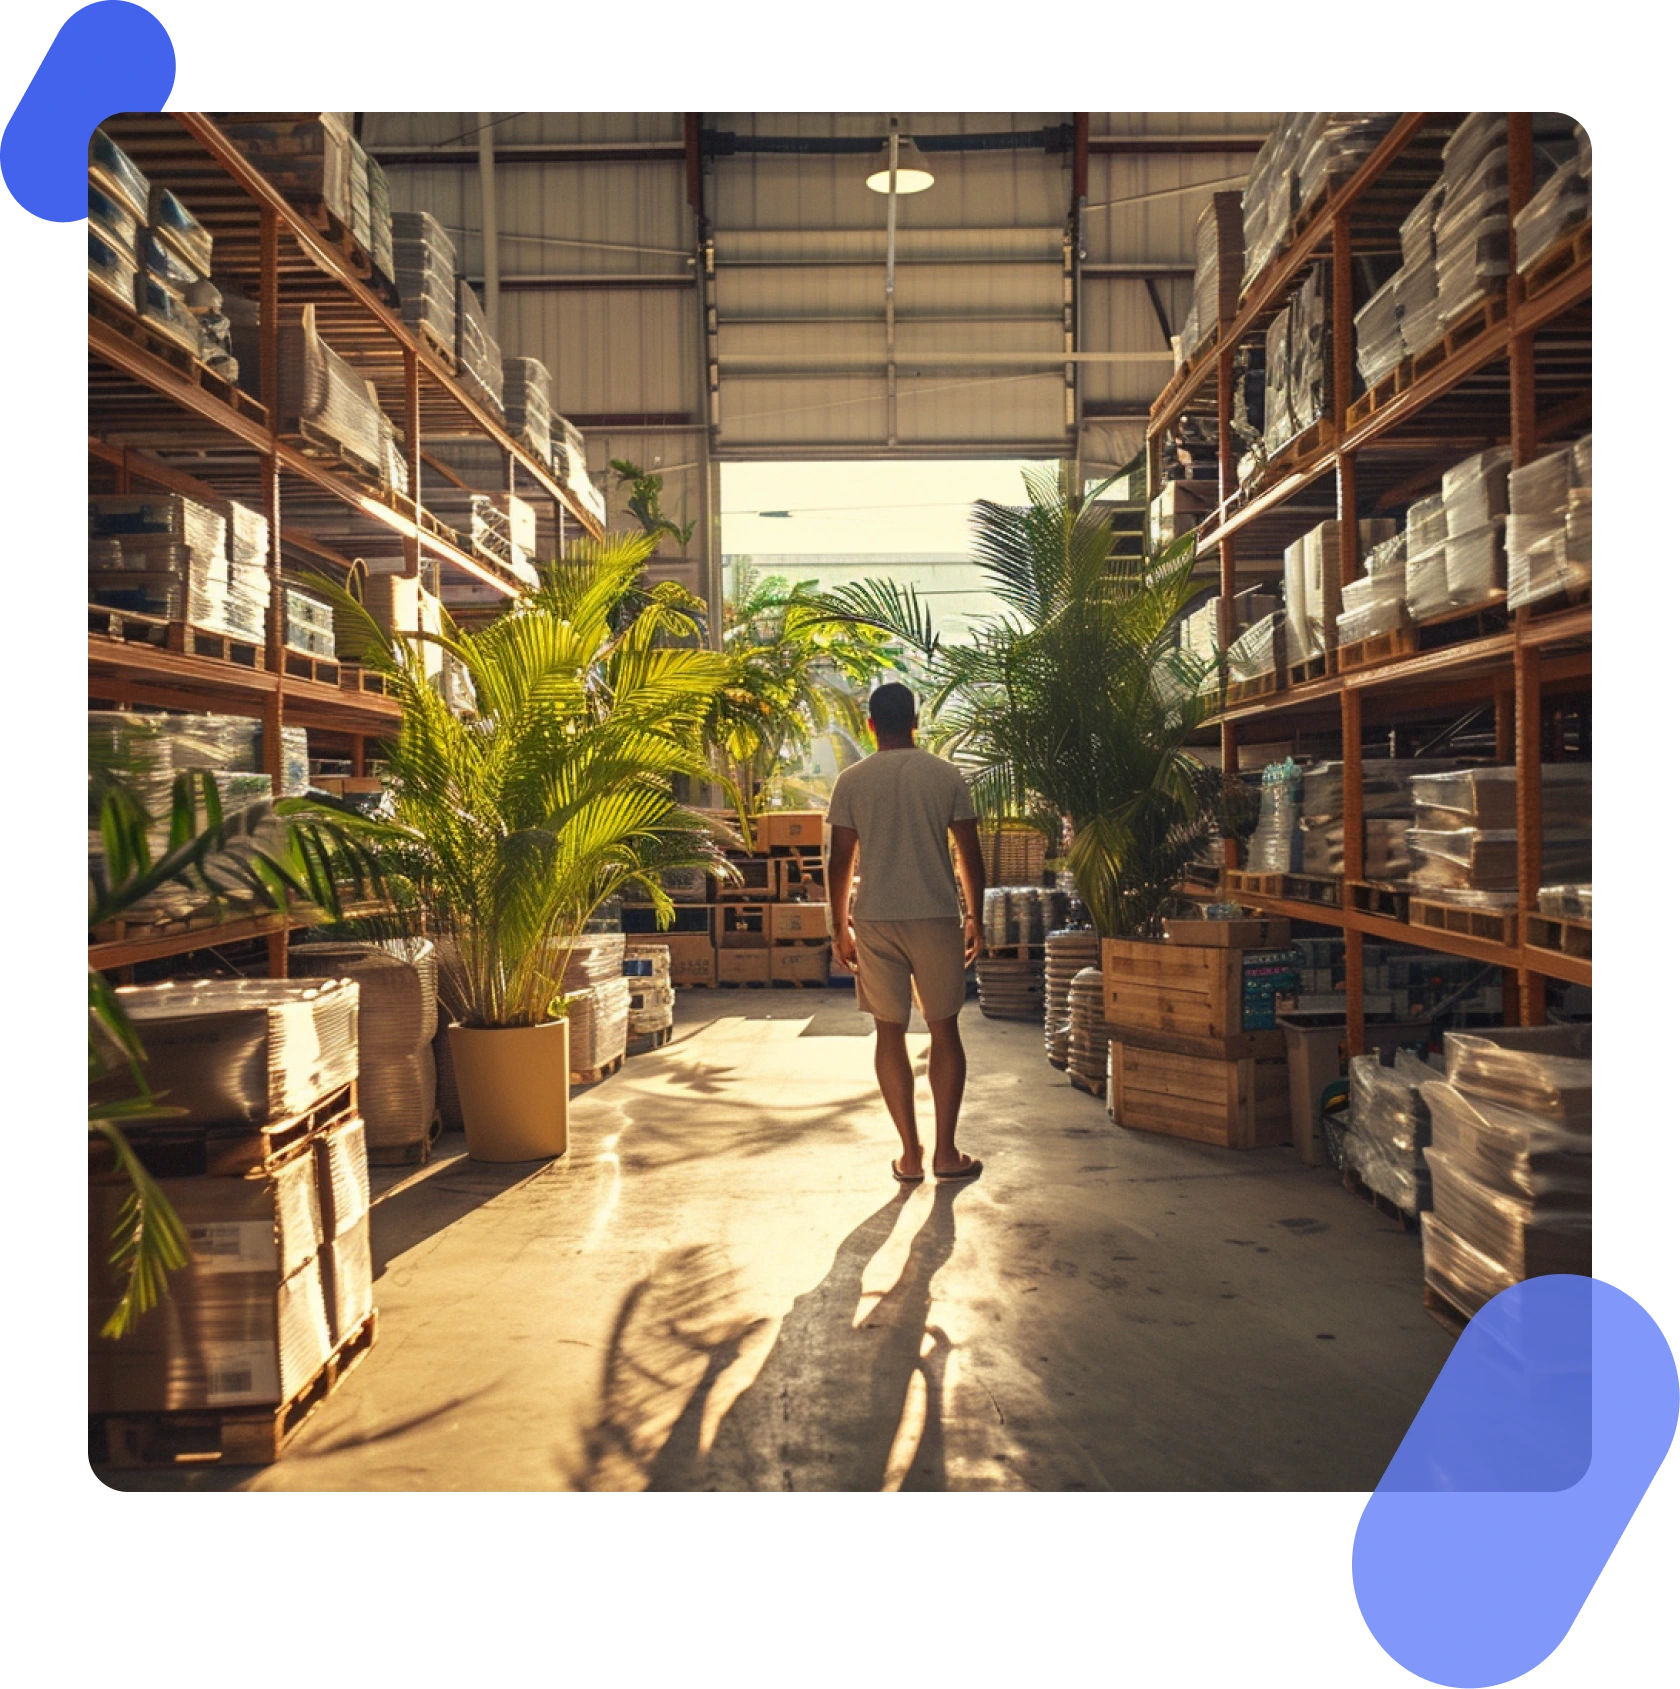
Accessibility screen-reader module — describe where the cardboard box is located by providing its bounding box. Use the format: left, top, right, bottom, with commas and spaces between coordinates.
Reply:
1107, 1040, 1291, 1149
717, 947, 771, 984
714, 903, 772, 948
1148, 481, 1220, 550
320, 1214, 374, 1346
770, 903, 830, 941
636, 933, 714, 986
314, 1116, 371, 1240
758, 811, 826, 850
771, 944, 831, 985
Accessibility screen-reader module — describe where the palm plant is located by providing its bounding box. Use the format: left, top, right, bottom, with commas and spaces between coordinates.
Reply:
317, 533, 739, 1029
798, 463, 1219, 938
707, 564, 900, 814
90, 766, 389, 1337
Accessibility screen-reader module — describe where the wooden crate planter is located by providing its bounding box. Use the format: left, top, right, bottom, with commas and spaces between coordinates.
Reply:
1101, 936, 1243, 1046
1107, 1039, 1291, 1149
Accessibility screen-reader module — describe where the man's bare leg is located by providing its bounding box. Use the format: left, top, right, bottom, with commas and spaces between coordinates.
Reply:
873, 1018, 922, 1174
926, 1015, 975, 1176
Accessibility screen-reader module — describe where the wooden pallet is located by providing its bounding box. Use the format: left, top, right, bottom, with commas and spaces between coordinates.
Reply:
570, 1051, 626, 1085
1423, 1282, 1473, 1337
1068, 1069, 1107, 1099
1286, 654, 1329, 689
1350, 881, 1410, 922
416, 319, 457, 373
89, 292, 269, 427
1225, 672, 1279, 706
1414, 599, 1509, 650
1520, 220, 1590, 302
1525, 912, 1591, 962
295, 197, 375, 281
1227, 870, 1284, 898
282, 647, 342, 687
288, 419, 386, 490
1280, 872, 1342, 908
1343, 1167, 1418, 1233
366, 1113, 444, 1168
1345, 355, 1415, 429
93, 1083, 358, 1181
983, 943, 1046, 960
1412, 293, 1509, 379
626, 1026, 674, 1056
1335, 625, 1417, 674
339, 664, 390, 697
1273, 416, 1332, 471
89, 604, 266, 671
93, 1310, 378, 1469
1410, 897, 1520, 948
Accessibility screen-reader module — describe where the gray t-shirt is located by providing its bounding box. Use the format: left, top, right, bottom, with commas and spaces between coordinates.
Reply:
828, 747, 975, 922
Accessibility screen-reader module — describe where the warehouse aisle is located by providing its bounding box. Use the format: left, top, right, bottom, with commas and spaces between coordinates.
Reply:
104, 994, 1454, 1492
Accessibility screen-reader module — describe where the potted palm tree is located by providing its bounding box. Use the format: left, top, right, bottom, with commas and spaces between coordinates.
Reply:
799, 463, 1219, 938
325, 534, 736, 1161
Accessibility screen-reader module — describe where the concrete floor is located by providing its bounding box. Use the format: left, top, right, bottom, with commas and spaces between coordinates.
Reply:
104, 989, 1455, 1492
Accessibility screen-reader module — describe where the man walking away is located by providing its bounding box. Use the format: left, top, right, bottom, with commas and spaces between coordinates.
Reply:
826, 682, 987, 1185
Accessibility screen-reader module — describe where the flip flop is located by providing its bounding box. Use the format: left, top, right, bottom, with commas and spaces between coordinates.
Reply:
933, 1157, 983, 1183
891, 1159, 925, 1185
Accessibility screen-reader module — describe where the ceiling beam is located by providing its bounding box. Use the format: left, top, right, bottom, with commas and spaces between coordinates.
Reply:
373, 141, 686, 166
1087, 134, 1268, 154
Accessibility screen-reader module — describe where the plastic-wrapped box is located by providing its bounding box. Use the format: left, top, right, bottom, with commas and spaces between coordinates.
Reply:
97, 978, 361, 1125
284, 584, 338, 658
455, 279, 504, 415
569, 977, 632, 1073
1515, 163, 1590, 273
345, 132, 373, 253
220, 114, 353, 227
137, 227, 203, 299
1442, 1025, 1590, 1124
503, 356, 553, 461
1406, 492, 1448, 556
89, 127, 150, 226
1262, 306, 1295, 455
1509, 447, 1573, 517
1409, 763, 1592, 830
294, 942, 438, 1160
1537, 884, 1592, 920
1421, 1210, 1519, 1317
1572, 432, 1592, 486
1421, 1144, 1589, 1278
134, 273, 205, 357
147, 186, 213, 275
1443, 519, 1506, 606
1343, 1049, 1439, 1214
1296, 114, 1397, 206
1404, 542, 1451, 620
1395, 258, 1441, 357
278, 303, 387, 476
1421, 1081, 1590, 1201
88, 227, 139, 311
89, 181, 140, 252
1226, 611, 1281, 682
1301, 816, 1412, 879
1355, 273, 1405, 386
1442, 447, 1512, 536
1248, 760, 1303, 874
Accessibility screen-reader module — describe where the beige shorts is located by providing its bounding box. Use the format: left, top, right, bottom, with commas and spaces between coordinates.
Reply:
853, 917, 967, 1025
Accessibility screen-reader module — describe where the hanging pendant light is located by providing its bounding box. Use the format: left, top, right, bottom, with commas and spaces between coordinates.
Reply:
865, 130, 935, 195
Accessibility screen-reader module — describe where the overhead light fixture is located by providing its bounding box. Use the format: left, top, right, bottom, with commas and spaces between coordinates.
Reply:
866, 130, 935, 195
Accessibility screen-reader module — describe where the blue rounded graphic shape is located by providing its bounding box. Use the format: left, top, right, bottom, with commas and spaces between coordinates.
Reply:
1354, 1276, 1677, 1687
1, 3, 175, 221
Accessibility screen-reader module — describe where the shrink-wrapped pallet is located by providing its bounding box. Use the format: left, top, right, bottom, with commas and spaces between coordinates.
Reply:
1343, 1050, 1440, 1215
278, 304, 387, 476
293, 942, 439, 1159
392, 210, 457, 349
220, 113, 354, 229
89, 127, 150, 225
503, 357, 554, 463
569, 977, 631, 1073
456, 279, 504, 416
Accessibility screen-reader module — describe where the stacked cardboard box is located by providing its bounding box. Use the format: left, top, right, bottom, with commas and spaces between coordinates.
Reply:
562, 933, 632, 1072
220, 113, 356, 231
1344, 1049, 1442, 1216
503, 357, 554, 465
456, 279, 504, 417
1282, 517, 1397, 667
278, 303, 391, 482
1507, 434, 1591, 610
1406, 764, 1592, 903
392, 211, 457, 351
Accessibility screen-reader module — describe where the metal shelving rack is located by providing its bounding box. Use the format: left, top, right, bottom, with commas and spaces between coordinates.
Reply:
1146, 114, 1591, 1050
88, 112, 607, 976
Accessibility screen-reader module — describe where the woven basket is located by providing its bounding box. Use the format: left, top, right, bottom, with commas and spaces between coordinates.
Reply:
975, 823, 1048, 886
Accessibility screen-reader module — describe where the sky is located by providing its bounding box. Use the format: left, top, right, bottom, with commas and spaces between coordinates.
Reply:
721, 459, 1049, 558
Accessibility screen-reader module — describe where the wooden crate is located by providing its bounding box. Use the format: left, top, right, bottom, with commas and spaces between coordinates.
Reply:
757, 810, 826, 850
1107, 1040, 1291, 1149
776, 854, 826, 901
636, 933, 715, 986
1525, 911, 1591, 961
771, 944, 831, 985
1102, 937, 1242, 1045
713, 856, 776, 900
717, 947, 772, 984
769, 902, 830, 941
1161, 917, 1290, 949
714, 903, 772, 948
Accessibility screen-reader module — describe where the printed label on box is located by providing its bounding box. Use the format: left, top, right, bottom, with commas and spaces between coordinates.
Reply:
204, 1341, 282, 1406
187, 1221, 278, 1275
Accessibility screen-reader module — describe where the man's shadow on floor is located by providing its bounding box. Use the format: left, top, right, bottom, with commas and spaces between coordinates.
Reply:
569, 1182, 969, 1491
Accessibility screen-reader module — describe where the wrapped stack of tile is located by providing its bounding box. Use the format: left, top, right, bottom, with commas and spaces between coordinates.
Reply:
1507, 434, 1591, 610
1297, 758, 1460, 882
1178, 192, 1243, 358
1335, 531, 1409, 646
220, 112, 356, 229
1395, 184, 1445, 358
1240, 114, 1315, 291
1404, 449, 1511, 621
1354, 270, 1406, 388
1065, 967, 1109, 1095
1044, 929, 1101, 1069
88, 979, 368, 1428
345, 131, 374, 263
1514, 124, 1590, 275
1283, 518, 1396, 669
1406, 764, 1592, 907
88, 129, 147, 311
1431, 113, 1512, 331
624, 945, 675, 1047
90, 492, 230, 633
562, 932, 630, 1075
392, 211, 457, 352
283, 583, 337, 660
1248, 759, 1303, 874
503, 357, 554, 466
1344, 1049, 1442, 1217
425, 488, 539, 587
213, 498, 271, 641
556, 418, 606, 528
455, 280, 505, 418
365, 153, 395, 295
1401, 490, 1449, 622
1295, 113, 1400, 209
1225, 611, 1282, 688
278, 302, 389, 482
294, 940, 439, 1163
1420, 1027, 1591, 1314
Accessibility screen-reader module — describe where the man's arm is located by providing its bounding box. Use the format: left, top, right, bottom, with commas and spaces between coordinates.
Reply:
950, 817, 987, 965
827, 824, 861, 972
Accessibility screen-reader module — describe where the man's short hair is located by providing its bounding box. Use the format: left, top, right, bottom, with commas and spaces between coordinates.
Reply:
869, 682, 917, 733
